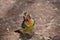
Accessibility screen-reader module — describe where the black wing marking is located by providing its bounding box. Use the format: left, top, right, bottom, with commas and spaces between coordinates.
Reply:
21, 21, 25, 28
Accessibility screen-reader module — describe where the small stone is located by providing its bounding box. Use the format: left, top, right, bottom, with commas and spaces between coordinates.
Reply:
0, 24, 1, 25
54, 8, 58, 11
37, 3, 40, 6
35, 32, 39, 35
19, 39, 21, 40
11, 1, 15, 3
7, 28, 9, 32
39, 18, 41, 20
47, 1, 50, 3
44, 36, 50, 40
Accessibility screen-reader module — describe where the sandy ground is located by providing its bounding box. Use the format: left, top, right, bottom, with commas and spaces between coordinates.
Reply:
0, 0, 60, 40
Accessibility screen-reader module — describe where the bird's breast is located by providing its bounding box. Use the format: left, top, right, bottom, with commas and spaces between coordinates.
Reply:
25, 19, 34, 27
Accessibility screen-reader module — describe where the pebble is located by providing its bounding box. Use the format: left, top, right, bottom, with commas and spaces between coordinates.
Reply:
7, 28, 9, 32
53, 8, 58, 11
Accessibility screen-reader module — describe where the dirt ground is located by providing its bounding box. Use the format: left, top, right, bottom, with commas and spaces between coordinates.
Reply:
0, 0, 60, 40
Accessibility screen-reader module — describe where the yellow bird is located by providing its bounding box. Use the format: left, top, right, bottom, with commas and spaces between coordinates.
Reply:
21, 12, 35, 35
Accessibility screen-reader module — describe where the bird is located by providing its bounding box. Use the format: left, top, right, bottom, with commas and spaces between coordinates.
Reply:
20, 12, 35, 37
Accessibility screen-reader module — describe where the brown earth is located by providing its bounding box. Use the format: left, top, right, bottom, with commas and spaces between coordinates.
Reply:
0, 0, 60, 40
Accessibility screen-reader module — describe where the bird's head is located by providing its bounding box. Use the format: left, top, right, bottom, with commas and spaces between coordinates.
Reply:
23, 12, 32, 21
23, 12, 34, 26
